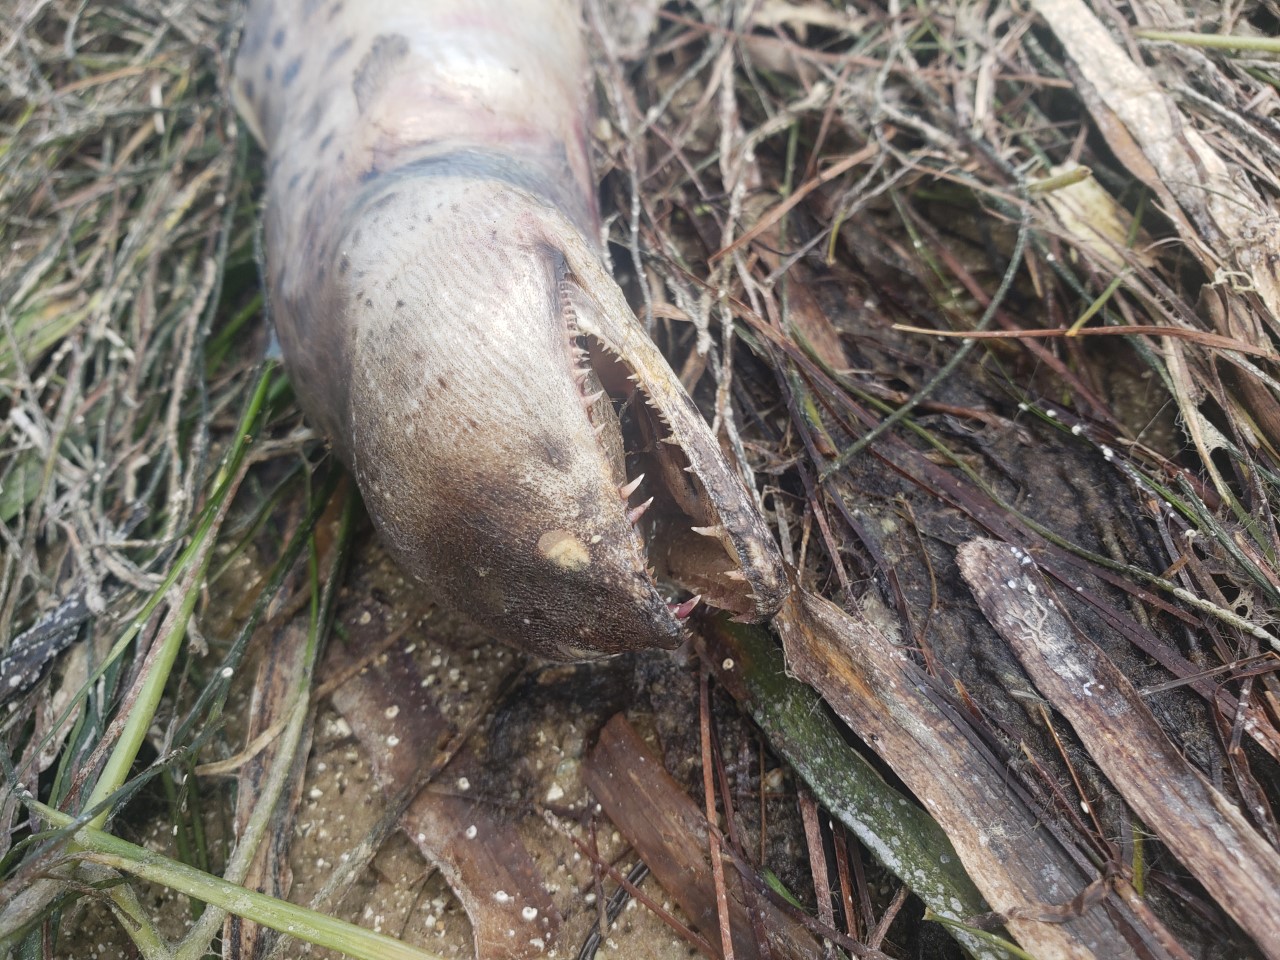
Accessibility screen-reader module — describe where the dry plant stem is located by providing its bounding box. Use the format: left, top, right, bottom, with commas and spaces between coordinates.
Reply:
709, 705, 772, 958
830, 829, 857, 942
754, 272, 1280, 686
562, 830, 715, 959
711, 146, 879, 263
867, 886, 908, 953
958, 538, 1280, 960
890, 323, 1275, 358
585, 0, 654, 329
796, 790, 834, 949
700, 671, 736, 960
711, 49, 747, 459
1134, 30, 1280, 53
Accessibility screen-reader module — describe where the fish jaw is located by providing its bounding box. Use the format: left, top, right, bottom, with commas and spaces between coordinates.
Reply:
547, 217, 790, 625
326, 176, 685, 658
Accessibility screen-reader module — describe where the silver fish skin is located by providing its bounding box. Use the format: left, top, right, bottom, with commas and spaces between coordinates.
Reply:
236, 0, 787, 658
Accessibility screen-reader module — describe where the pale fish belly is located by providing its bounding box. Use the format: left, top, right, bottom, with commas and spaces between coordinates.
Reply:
235, 0, 787, 658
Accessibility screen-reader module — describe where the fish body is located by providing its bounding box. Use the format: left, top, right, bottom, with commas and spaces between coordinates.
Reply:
236, 0, 787, 658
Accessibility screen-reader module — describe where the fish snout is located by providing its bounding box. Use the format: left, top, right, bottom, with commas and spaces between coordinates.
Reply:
334, 178, 693, 658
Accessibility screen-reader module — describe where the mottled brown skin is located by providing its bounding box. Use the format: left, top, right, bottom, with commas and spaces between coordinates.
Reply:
236, 0, 787, 658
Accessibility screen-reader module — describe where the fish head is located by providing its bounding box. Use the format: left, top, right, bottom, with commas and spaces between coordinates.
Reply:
319, 174, 786, 659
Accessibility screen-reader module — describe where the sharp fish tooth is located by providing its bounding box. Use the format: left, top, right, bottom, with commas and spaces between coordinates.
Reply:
618, 474, 645, 499
627, 497, 654, 525
672, 595, 702, 619
582, 389, 606, 406
690, 525, 724, 538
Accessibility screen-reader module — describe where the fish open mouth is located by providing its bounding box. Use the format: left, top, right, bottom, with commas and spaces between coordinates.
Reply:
558, 271, 789, 626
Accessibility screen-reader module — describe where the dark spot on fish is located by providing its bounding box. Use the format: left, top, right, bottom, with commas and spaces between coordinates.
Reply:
328, 1, 344, 19
369, 191, 398, 212
318, 130, 335, 153
540, 438, 572, 470
364, 298, 373, 307
298, 99, 323, 139
396, 300, 405, 309
353, 33, 410, 112
271, 27, 286, 49
282, 55, 303, 88
351, 228, 362, 245
465, 416, 479, 431
340, 255, 350, 274
437, 376, 448, 390
287, 170, 302, 192
265, 63, 274, 82
326, 36, 354, 67
241, 78, 256, 102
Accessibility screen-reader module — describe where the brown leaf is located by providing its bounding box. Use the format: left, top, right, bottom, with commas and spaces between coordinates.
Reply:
584, 713, 826, 960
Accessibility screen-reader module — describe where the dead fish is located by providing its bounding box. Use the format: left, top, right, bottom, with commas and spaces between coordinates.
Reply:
234, 0, 787, 658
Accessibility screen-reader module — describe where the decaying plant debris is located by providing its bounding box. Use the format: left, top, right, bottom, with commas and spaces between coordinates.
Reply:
2, 1, 1279, 958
